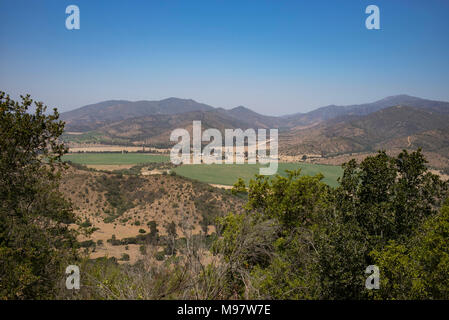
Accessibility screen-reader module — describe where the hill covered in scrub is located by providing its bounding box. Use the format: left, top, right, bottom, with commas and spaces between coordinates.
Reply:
59, 165, 245, 263
280, 105, 449, 155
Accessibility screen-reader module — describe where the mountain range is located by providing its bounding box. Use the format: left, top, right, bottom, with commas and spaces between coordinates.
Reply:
61, 95, 449, 170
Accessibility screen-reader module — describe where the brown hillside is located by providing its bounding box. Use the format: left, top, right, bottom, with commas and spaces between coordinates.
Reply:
59, 166, 244, 263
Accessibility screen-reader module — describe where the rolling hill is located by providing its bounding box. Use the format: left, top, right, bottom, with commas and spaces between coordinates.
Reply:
61, 98, 215, 131
61, 94, 449, 169
62, 94, 449, 133
217, 105, 286, 129
94, 109, 254, 146
280, 106, 449, 159
282, 94, 449, 128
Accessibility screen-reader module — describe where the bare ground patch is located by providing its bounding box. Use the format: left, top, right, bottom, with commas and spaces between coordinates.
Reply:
86, 164, 135, 171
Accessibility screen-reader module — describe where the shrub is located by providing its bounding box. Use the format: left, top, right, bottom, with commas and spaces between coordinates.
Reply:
155, 251, 165, 261
80, 219, 92, 228
120, 253, 130, 261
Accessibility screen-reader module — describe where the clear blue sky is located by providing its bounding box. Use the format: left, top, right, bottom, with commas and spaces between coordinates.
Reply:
1, 0, 448, 115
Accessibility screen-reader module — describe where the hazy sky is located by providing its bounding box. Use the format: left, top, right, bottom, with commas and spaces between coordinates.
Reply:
1, 0, 449, 115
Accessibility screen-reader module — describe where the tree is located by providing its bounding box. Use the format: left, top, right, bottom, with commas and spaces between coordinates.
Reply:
166, 221, 177, 255
335, 150, 446, 242
217, 170, 331, 299
215, 150, 448, 299
318, 149, 447, 299
0, 92, 77, 299
147, 220, 159, 245
371, 199, 449, 299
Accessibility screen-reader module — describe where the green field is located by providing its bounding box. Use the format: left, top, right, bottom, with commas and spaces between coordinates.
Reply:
63, 153, 342, 187
62, 153, 170, 165
173, 163, 343, 188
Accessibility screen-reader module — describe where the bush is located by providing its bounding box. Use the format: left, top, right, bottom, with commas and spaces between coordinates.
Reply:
155, 251, 165, 261
80, 219, 92, 228
80, 240, 96, 248
120, 253, 130, 261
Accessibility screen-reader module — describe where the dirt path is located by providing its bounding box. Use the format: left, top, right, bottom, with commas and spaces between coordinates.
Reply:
86, 164, 134, 171
209, 184, 233, 189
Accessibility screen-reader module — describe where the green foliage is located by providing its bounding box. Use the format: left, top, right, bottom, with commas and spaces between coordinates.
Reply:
244, 170, 330, 230
80, 240, 96, 248
214, 149, 448, 299
317, 149, 448, 299
120, 253, 130, 262
371, 200, 449, 299
80, 219, 92, 228
0, 92, 78, 299
155, 251, 165, 261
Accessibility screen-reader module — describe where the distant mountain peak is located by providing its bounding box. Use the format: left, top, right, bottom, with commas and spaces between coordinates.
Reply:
231, 105, 251, 111
378, 94, 420, 102
382, 94, 414, 99
159, 97, 197, 103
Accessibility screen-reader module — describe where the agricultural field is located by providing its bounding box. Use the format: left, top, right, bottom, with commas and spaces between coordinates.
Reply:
173, 162, 343, 187
62, 152, 170, 165
63, 152, 343, 187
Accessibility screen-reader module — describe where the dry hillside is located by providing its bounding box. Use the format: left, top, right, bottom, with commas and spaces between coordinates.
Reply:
59, 166, 245, 263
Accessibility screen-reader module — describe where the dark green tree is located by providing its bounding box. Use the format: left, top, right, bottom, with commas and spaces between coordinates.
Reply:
371, 199, 449, 299
147, 220, 159, 245
0, 92, 77, 299
215, 150, 447, 299
318, 149, 447, 299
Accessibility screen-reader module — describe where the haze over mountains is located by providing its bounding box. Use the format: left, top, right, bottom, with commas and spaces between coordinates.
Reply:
282, 105, 449, 154
62, 94, 449, 131
283, 94, 449, 125
61, 95, 449, 170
